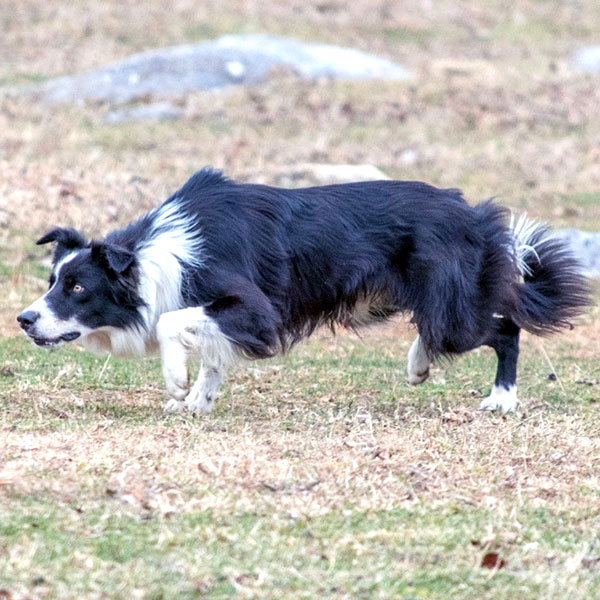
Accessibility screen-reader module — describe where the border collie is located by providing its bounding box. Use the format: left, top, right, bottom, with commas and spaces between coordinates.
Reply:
18, 168, 590, 414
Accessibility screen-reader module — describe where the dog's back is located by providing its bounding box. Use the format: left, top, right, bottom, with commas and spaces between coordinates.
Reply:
169, 173, 517, 356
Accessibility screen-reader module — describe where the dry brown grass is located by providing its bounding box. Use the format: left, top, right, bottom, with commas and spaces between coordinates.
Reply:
3, 404, 600, 519
2, 2, 600, 238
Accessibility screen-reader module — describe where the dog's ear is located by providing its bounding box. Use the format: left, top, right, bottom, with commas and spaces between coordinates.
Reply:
37, 227, 87, 248
90, 242, 135, 275
36, 227, 87, 263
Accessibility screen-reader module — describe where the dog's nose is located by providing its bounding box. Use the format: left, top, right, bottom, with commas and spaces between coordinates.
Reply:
17, 310, 40, 330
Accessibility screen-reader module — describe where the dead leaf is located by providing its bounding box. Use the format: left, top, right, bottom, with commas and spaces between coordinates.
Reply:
481, 552, 506, 570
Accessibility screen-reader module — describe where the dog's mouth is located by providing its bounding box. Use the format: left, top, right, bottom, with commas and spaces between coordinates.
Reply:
32, 331, 81, 347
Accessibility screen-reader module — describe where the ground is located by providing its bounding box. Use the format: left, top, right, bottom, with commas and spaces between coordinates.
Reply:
1, 1, 600, 599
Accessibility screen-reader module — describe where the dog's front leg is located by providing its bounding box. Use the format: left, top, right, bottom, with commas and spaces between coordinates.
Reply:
157, 307, 238, 413
157, 311, 191, 409
183, 364, 225, 414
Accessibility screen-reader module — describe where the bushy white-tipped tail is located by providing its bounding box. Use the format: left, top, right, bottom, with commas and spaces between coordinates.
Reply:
510, 214, 547, 278
509, 214, 591, 335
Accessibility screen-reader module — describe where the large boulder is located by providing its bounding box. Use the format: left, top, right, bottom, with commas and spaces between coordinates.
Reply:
555, 229, 600, 278
29, 34, 412, 105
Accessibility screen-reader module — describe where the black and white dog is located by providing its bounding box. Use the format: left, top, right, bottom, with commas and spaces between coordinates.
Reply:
18, 168, 590, 414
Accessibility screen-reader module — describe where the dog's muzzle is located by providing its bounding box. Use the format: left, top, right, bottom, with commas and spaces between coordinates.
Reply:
17, 310, 81, 346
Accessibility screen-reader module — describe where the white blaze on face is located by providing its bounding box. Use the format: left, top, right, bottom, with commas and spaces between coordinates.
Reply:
50, 251, 78, 286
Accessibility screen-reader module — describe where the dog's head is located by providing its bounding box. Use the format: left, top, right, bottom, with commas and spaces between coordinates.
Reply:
17, 227, 144, 348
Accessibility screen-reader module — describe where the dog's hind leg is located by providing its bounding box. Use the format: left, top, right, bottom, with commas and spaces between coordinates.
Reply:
407, 335, 431, 385
480, 319, 520, 413
157, 307, 238, 414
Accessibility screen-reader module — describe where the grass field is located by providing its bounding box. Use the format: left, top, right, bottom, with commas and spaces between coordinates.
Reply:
1, 1, 600, 598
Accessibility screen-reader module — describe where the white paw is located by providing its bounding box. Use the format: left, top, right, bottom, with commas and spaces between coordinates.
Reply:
408, 368, 430, 385
161, 342, 189, 401
163, 369, 189, 401
480, 385, 518, 413
182, 366, 223, 414
407, 337, 430, 385
158, 322, 190, 401
163, 398, 186, 413
184, 388, 215, 414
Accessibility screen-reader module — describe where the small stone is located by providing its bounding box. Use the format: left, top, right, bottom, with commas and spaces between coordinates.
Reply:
572, 46, 600, 73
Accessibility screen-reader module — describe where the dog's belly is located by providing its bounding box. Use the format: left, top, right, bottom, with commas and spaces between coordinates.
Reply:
346, 292, 400, 328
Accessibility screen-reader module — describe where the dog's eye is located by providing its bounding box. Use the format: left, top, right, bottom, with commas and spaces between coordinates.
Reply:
72, 284, 84, 294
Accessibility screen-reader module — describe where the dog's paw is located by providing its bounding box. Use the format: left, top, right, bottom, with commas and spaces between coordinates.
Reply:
407, 368, 430, 385
163, 398, 186, 413
162, 356, 189, 401
480, 385, 518, 413
184, 389, 215, 414
159, 331, 190, 401
164, 375, 189, 401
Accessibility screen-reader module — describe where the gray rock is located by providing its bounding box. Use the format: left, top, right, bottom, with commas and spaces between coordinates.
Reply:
29, 34, 412, 106
296, 163, 390, 184
572, 46, 600, 73
104, 101, 184, 124
239, 163, 390, 187
555, 229, 600, 277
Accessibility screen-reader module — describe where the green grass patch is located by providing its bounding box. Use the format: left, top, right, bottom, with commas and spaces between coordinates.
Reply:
1, 498, 599, 599
0, 336, 160, 393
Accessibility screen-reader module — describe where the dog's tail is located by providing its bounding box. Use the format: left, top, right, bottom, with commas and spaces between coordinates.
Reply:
509, 215, 592, 335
